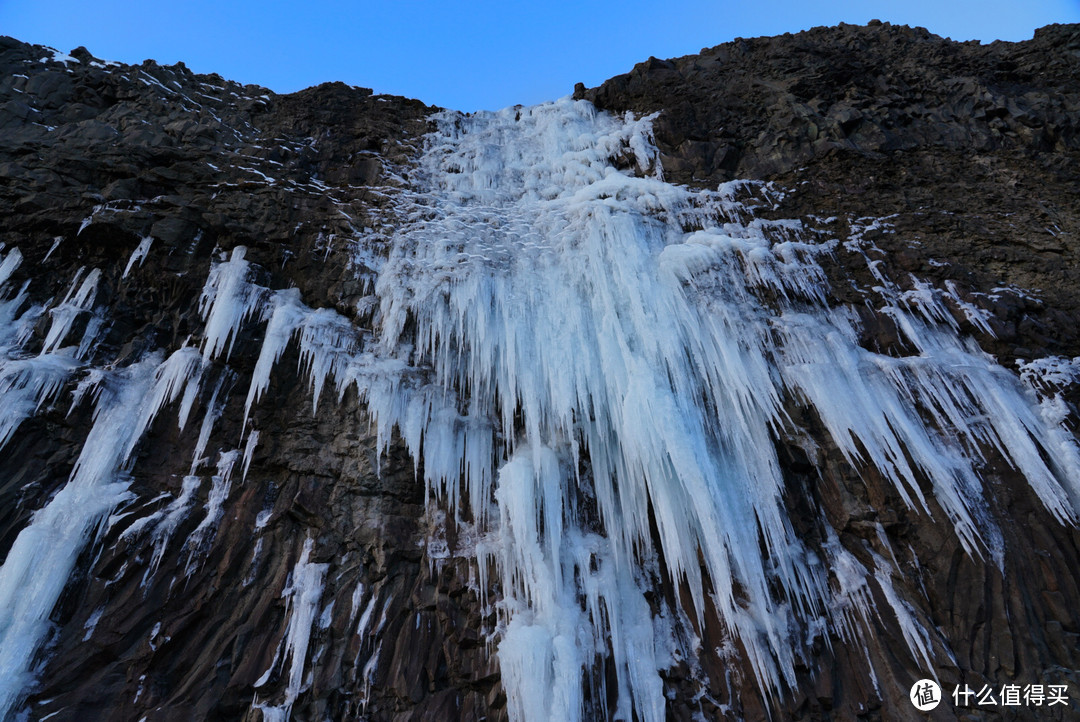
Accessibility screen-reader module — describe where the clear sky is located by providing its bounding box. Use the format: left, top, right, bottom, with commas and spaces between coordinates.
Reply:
2, 1, 1078, 111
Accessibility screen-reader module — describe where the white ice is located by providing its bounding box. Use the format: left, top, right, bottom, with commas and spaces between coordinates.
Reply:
123, 236, 154, 279
40, 267, 100, 355
252, 537, 327, 720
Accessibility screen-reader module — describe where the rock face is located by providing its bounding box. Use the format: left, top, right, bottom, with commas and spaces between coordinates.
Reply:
0, 37, 486, 721
576, 22, 1080, 368
0, 23, 1078, 722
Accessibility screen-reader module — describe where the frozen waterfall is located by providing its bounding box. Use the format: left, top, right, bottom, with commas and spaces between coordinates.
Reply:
0, 98, 1077, 721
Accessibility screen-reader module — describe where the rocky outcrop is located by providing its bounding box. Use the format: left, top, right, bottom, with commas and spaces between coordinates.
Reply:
576, 23, 1080, 182
0, 22, 1079, 722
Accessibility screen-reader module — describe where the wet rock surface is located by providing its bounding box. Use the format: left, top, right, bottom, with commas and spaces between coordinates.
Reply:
0, 23, 1078, 721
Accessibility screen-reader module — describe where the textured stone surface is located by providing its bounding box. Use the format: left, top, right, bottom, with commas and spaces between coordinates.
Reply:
0, 36, 493, 722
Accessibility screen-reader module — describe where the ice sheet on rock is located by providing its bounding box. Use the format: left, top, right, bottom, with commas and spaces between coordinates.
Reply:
0, 347, 202, 719
120, 474, 202, 583
243, 511, 274, 588
41, 267, 101, 355
82, 607, 104, 642
821, 527, 876, 644
318, 601, 334, 630
943, 280, 995, 336
252, 537, 327, 720
185, 450, 240, 570
1018, 355, 1080, 393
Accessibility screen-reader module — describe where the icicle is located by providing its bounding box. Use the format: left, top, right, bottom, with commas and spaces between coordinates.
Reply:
159, 98, 1080, 718
0, 351, 81, 450
366, 99, 1080, 709
241, 430, 259, 481
185, 450, 240, 569
251, 537, 328, 720
75, 315, 106, 360
121, 475, 202, 582
0, 247, 22, 288
871, 554, 936, 671
40, 267, 101, 355
348, 577, 367, 628
199, 247, 267, 360
42, 237, 63, 263
492, 447, 586, 722
244, 288, 308, 424
190, 372, 229, 474
243, 510, 274, 588
122, 235, 154, 279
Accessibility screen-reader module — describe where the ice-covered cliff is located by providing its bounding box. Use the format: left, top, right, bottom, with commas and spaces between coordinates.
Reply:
0, 23, 1079, 721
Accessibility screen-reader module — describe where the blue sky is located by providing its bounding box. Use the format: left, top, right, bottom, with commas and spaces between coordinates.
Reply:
2, 1, 1078, 111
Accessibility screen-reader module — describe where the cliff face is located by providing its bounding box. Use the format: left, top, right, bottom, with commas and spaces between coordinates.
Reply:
0, 38, 480, 721
0, 23, 1078, 722
576, 22, 1080, 366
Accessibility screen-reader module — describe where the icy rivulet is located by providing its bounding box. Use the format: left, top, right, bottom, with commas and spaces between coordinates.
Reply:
0, 99, 1077, 721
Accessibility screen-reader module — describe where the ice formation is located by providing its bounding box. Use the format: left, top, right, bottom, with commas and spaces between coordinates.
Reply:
253, 537, 328, 721
0, 349, 202, 718
122, 235, 154, 279
0, 98, 1077, 720
352, 100, 1077, 715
